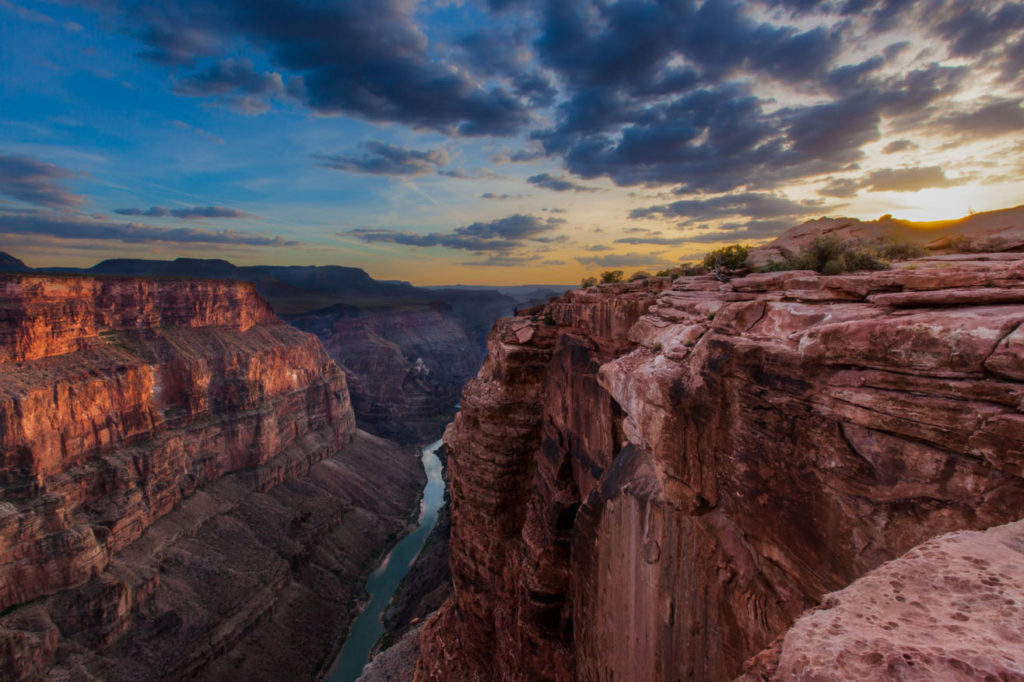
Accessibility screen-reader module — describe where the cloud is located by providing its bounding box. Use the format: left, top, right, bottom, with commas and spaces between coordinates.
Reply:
613, 235, 690, 246
820, 177, 861, 198
940, 98, 1024, 140
172, 57, 286, 113
860, 166, 965, 192
480, 192, 525, 199
462, 254, 543, 267
527, 172, 597, 192
345, 214, 562, 253
631, 192, 818, 225
881, 139, 916, 154
113, 205, 250, 219
118, 0, 531, 135
0, 210, 295, 245
0, 154, 84, 208
316, 142, 450, 176
575, 251, 672, 268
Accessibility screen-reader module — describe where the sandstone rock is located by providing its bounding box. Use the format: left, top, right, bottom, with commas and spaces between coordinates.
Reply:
417, 255, 1024, 681
0, 274, 424, 680
737, 519, 1024, 681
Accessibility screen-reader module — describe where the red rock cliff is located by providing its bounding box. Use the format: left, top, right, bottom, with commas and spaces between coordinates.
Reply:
416, 254, 1024, 681
0, 274, 420, 680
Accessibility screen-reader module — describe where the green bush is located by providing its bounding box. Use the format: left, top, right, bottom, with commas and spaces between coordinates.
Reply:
543, 313, 556, 326
762, 235, 900, 275
703, 244, 750, 271
581, 276, 598, 288
628, 270, 652, 281
600, 270, 624, 283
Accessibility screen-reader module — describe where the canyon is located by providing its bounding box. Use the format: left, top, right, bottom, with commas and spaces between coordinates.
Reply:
0, 273, 425, 680
0, 255, 548, 445
416, 250, 1024, 681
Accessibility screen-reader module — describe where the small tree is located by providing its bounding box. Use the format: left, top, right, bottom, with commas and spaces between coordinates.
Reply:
600, 270, 624, 283
581, 276, 598, 288
702, 244, 750, 271
628, 270, 652, 281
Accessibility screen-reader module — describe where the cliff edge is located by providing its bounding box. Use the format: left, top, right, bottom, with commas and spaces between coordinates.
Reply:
416, 253, 1024, 681
0, 274, 423, 680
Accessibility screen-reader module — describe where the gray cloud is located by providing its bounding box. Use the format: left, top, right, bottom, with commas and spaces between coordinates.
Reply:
860, 165, 965, 192
346, 214, 562, 253
882, 139, 916, 154
527, 172, 598, 192
631, 192, 818, 224
113, 205, 250, 219
0, 210, 295, 245
576, 251, 672, 268
0, 155, 84, 208
316, 142, 450, 176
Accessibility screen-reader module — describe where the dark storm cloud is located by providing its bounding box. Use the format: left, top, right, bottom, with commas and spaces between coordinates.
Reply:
0, 211, 294, 245
173, 58, 284, 97
860, 166, 965, 192
113, 206, 250, 219
316, 142, 450, 176
118, 0, 530, 134
631, 193, 817, 225
346, 214, 561, 253
0, 155, 83, 208
527, 173, 597, 192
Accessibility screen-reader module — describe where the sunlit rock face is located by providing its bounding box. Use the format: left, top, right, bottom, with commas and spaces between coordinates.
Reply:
416, 254, 1024, 681
0, 274, 424, 680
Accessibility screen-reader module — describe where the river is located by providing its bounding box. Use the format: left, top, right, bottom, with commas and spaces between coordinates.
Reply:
325, 439, 446, 682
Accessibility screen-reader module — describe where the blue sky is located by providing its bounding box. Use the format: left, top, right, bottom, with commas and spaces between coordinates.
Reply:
1, 0, 1022, 284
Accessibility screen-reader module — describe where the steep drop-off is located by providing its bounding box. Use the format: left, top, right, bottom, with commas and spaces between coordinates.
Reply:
286, 303, 481, 443
417, 254, 1024, 681
0, 274, 424, 680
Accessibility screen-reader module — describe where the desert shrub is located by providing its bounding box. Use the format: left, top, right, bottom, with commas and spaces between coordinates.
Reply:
681, 263, 709, 276
765, 235, 891, 275
543, 313, 556, 326
628, 270, 652, 281
702, 244, 750, 271
655, 267, 679, 277
875, 239, 926, 261
581, 276, 598, 288
600, 270, 624, 283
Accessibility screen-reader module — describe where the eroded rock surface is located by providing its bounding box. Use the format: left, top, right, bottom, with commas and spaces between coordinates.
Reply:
0, 274, 423, 680
739, 519, 1024, 681
416, 255, 1024, 681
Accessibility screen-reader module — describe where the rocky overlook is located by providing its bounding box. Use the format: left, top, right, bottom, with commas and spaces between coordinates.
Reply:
416, 253, 1024, 681
0, 274, 423, 680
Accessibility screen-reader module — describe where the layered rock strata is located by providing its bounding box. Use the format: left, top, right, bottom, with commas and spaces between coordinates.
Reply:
287, 303, 481, 443
0, 274, 423, 680
417, 255, 1024, 681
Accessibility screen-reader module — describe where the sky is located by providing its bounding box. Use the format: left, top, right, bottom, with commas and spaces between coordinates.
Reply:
0, 0, 1022, 285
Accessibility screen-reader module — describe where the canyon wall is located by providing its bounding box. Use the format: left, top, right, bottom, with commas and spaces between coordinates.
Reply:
0, 274, 423, 680
416, 254, 1024, 681
286, 303, 483, 443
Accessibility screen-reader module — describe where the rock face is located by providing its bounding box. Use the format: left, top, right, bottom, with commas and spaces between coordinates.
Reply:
747, 203, 1024, 267
286, 303, 483, 443
739, 519, 1024, 681
416, 254, 1024, 681
0, 274, 424, 680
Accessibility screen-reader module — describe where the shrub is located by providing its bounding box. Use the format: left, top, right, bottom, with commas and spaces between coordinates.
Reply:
543, 313, 556, 326
764, 235, 895, 275
655, 267, 680, 278
875, 239, 925, 261
703, 244, 750, 271
581, 276, 598, 288
629, 270, 652, 281
600, 270, 624, 283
